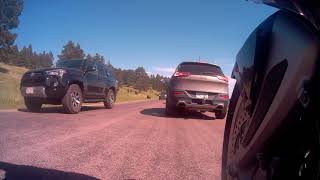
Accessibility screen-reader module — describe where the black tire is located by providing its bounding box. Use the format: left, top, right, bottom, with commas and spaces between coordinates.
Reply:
165, 98, 177, 116
24, 98, 42, 112
104, 89, 115, 109
62, 84, 82, 114
215, 111, 227, 119
221, 83, 240, 180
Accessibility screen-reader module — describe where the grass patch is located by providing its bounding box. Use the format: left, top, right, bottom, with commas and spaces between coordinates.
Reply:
116, 86, 159, 103
0, 63, 159, 109
0, 63, 28, 109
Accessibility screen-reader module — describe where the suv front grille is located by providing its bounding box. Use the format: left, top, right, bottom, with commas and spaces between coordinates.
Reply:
21, 71, 46, 86
24, 71, 44, 77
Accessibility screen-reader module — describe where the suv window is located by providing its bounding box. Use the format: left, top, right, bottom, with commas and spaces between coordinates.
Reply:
84, 60, 98, 74
56, 60, 84, 69
97, 64, 105, 77
177, 63, 224, 76
105, 68, 114, 78
85, 60, 95, 68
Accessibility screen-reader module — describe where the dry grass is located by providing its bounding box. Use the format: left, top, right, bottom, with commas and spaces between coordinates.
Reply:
116, 86, 159, 103
0, 63, 28, 109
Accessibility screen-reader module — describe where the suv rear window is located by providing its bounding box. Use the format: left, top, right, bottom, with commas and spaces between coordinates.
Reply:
177, 63, 224, 76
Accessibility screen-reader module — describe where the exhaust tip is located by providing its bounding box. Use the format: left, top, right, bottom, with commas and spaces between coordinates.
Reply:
216, 105, 223, 110
177, 102, 186, 108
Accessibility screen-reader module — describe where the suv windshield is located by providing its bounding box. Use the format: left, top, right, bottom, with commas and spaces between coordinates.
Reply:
56, 60, 84, 69
178, 63, 224, 76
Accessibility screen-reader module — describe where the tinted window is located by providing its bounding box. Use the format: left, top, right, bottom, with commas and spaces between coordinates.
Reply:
105, 68, 114, 78
56, 60, 84, 69
84, 60, 95, 68
177, 63, 224, 76
97, 64, 105, 76
84, 60, 98, 74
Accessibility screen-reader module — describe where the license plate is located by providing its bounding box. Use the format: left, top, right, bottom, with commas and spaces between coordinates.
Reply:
196, 92, 208, 99
26, 87, 34, 94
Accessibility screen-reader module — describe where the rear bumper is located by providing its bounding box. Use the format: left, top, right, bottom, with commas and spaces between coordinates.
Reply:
175, 100, 226, 111
167, 89, 229, 112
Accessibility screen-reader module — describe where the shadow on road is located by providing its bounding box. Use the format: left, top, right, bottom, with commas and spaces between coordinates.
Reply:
140, 108, 216, 120
0, 161, 98, 180
0, 67, 9, 73
18, 106, 106, 114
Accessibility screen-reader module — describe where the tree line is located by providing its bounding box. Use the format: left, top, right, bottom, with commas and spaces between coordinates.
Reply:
0, 44, 54, 69
113, 67, 169, 92
0, 0, 169, 92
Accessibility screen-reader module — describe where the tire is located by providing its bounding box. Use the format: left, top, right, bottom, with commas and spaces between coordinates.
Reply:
222, 83, 240, 180
215, 111, 227, 119
165, 98, 177, 116
104, 89, 115, 109
62, 84, 82, 114
24, 98, 42, 112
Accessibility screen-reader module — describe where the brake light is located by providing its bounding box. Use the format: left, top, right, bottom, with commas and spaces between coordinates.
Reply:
217, 75, 228, 82
218, 94, 229, 99
173, 91, 184, 95
173, 71, 191, 77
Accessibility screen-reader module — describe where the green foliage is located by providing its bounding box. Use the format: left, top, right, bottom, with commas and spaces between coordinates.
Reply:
0, 44, 54, 69
86, 53, 105, 64
0, 0, 23, 48
58, 40, 85, 60
0, 0, 24, 66
111, 65, 169, 92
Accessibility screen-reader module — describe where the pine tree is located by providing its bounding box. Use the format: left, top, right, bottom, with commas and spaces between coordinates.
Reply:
0, 0, 23, 49
58, 41, 85, 60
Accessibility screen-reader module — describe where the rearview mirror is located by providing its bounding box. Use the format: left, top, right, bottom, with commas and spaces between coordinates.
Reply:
86, 65, 96, 72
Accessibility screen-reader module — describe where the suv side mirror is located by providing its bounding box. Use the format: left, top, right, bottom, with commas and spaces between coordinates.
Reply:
86, 65, 96, 72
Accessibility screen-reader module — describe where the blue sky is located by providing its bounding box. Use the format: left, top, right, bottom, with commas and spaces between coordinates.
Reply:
15, 0, 275, 76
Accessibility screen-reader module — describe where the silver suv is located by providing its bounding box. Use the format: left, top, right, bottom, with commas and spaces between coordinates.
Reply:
165, 62, 229, 119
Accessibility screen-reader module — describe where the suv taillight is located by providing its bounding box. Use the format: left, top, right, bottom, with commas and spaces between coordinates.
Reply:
217, 75, 228, 82
173, 71, 191, 77
218, 94, 229, 99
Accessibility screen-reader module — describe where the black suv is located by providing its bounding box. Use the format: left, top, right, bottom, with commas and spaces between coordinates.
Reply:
20, 59, 118, 114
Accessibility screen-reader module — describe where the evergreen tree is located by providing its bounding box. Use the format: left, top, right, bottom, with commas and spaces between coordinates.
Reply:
58, 41, 85, 60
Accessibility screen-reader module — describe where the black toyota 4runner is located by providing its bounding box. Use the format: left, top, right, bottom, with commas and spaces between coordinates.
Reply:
20, 59, 118, 114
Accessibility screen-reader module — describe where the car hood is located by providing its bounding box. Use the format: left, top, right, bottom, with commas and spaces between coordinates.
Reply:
25, 67, 82, 74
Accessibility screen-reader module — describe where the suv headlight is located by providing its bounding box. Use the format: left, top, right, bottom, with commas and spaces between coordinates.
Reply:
46, 69, 66, 77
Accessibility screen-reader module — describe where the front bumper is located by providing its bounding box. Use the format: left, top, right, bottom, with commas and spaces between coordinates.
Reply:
20, 74, 68, 99
21, 86, 47, 98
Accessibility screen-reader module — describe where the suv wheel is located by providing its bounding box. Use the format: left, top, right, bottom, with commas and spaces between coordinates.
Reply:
24, 98, 42, 112
215, 110, 227, 119
104, 89, 115, 109
62, 84, 82, 114
165, 98, 177, 116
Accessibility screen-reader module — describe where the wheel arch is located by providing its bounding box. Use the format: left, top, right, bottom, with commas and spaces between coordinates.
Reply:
68, 80, 84, 93
106, 86, 117, 99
